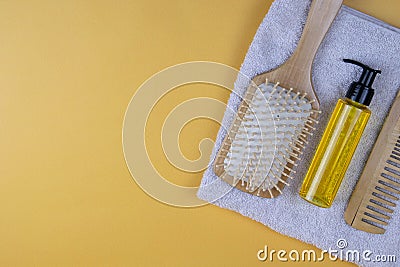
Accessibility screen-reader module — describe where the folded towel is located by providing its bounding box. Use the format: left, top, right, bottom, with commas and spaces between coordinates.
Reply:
197, 1, 400, 266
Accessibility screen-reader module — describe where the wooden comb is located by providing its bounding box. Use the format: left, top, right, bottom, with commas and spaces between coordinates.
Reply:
345, 90, 400, 234
214, 0, 343, 198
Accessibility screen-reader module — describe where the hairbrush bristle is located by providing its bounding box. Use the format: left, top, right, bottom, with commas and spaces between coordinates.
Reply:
220, 80, 319, 198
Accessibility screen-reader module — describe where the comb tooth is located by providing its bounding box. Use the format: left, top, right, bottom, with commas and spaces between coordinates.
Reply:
375, 186, 399, 201
377, 180, 400, 195
370, 195, 396, 207
381, 170, 400, 186
363, 211, 389, 225
390, 153, 400, 162
367, 203, 390, 220
387, 160, 400, 173
372, 191, 397, 207
368, 200, 394, 214
392, 150, 400, 157
360, 218, 387, 234
366, 205, 391, 220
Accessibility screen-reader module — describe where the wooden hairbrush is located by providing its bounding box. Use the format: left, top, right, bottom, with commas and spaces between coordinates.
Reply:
214, 0, 343, 198
345, 90, 400, 234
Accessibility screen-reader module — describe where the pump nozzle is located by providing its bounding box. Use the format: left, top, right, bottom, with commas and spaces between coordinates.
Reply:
342, 59, 381, 106
343, 59, 381, 88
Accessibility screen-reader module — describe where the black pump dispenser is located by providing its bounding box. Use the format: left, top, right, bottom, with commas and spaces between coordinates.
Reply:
343, 59, 381, 106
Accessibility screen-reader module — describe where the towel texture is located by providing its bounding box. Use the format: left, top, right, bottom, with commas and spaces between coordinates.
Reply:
197, 1, 400, 266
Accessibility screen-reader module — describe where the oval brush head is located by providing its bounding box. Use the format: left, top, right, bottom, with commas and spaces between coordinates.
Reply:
214, 79, 319, 198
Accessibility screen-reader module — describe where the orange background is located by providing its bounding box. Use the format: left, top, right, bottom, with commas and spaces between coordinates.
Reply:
0, 0, 399, 266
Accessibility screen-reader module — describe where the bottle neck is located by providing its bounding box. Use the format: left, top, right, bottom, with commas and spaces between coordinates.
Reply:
345, 82, 374, 106
343, 98, 369, 109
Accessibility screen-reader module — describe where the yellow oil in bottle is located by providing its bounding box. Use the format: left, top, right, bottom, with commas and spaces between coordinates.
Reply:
299, 98, 371, 208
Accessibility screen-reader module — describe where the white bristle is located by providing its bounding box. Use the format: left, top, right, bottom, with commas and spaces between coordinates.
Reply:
222, 82, 317, 197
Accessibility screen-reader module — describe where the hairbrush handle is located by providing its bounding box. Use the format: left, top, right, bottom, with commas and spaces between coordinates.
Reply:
286, 0, 343, 70
261, 0, 343, 111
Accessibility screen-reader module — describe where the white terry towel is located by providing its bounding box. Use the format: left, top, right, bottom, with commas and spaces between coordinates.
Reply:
197, 1, 400, 266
